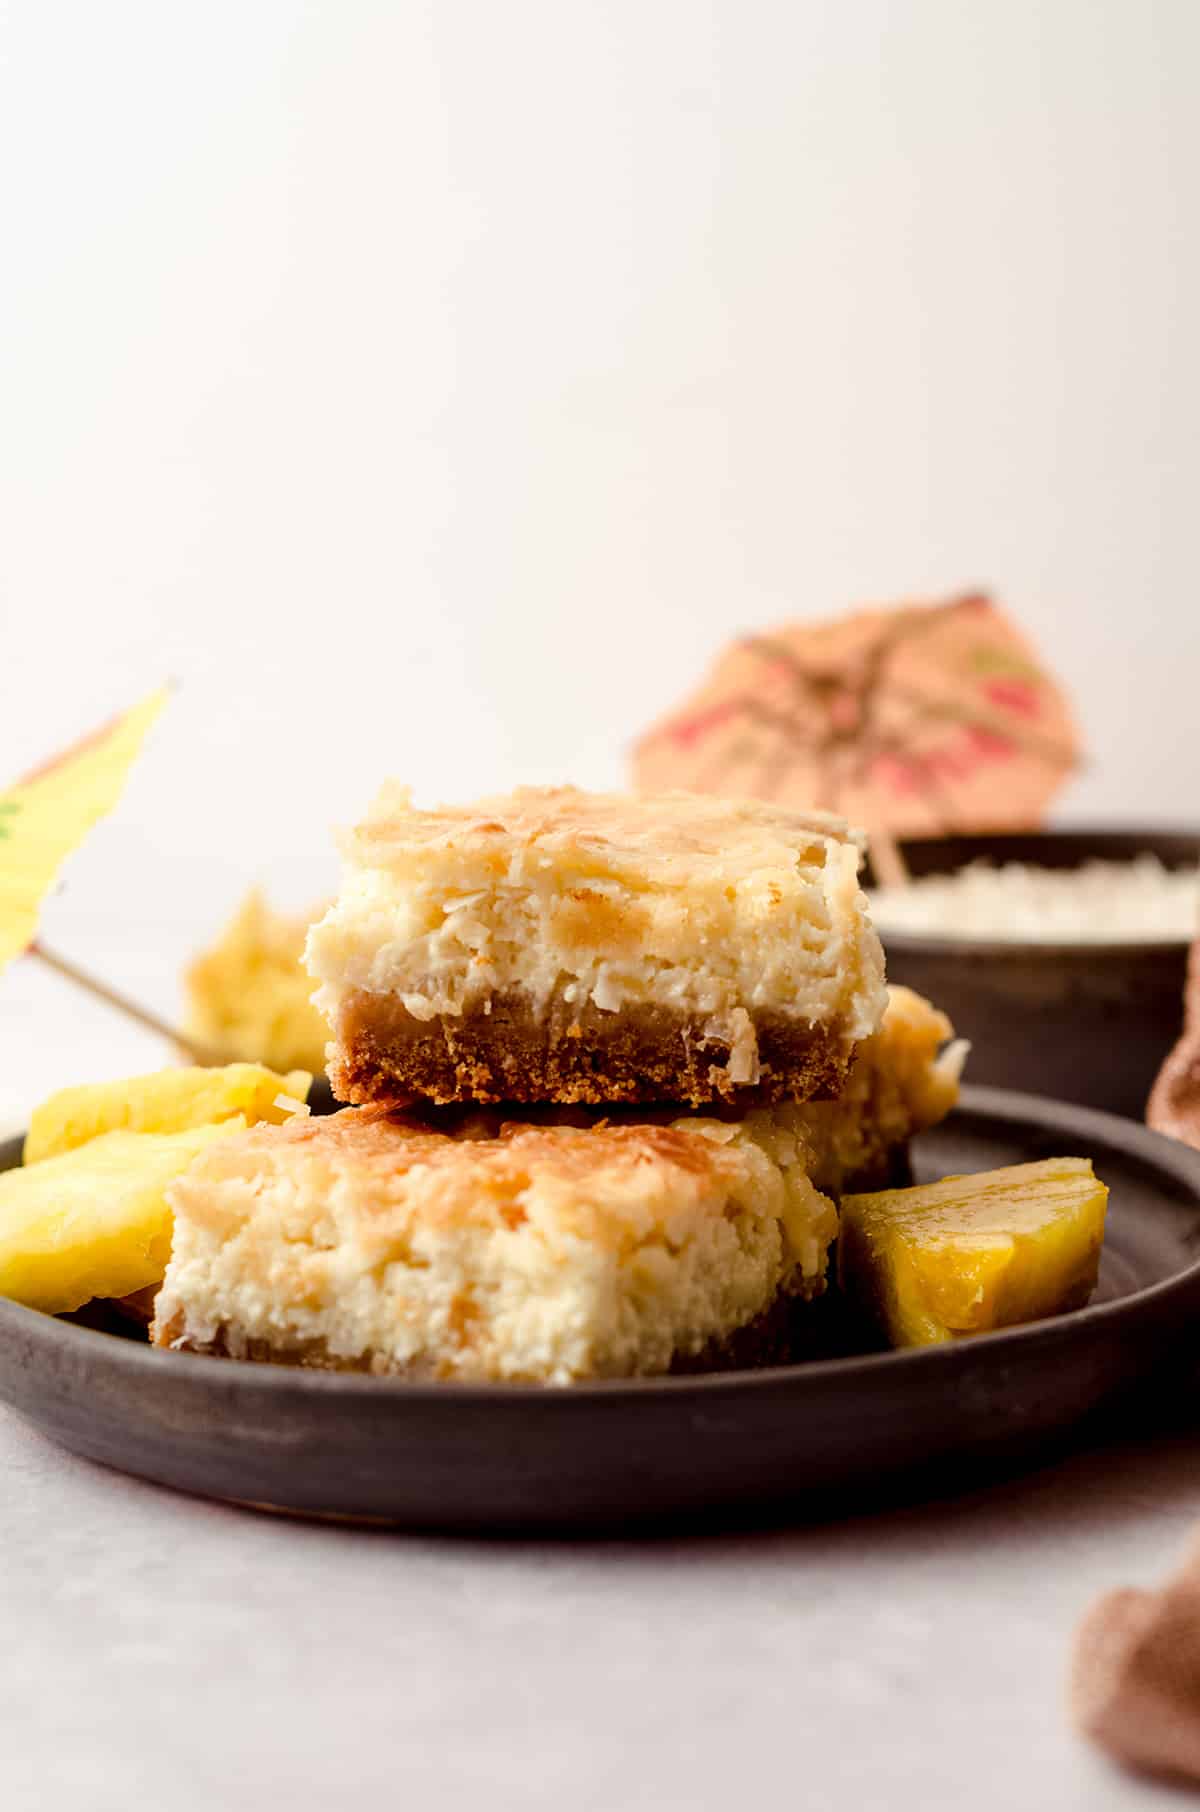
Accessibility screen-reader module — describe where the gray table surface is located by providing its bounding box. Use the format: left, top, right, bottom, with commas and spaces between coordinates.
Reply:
3, 1401, 1197, 1812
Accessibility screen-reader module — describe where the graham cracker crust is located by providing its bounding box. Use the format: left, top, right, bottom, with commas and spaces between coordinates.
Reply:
327, 990, 855, 1108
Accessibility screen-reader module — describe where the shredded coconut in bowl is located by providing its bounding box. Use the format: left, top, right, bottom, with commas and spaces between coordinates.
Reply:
869, 856, 1200, 944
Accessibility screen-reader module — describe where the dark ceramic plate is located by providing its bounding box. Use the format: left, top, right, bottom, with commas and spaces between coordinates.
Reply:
2, 1086, 1200, 1533
875, 828, 1200, 1118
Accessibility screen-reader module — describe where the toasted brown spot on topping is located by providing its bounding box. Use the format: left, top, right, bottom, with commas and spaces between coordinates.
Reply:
549, 889, 648, 954
448, 1290, 481, 1346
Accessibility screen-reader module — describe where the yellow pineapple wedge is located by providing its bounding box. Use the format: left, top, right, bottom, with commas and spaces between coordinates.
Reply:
23, 1062, 311, 1164
0, 1123, 242, 1313
838, 1157, 1109, 1348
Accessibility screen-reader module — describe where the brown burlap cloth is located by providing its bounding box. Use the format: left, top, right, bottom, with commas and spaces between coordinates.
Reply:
1069, 939, 1200, 1781
1071, 1530, 1200, 1782
1148, 940, 1200, 1150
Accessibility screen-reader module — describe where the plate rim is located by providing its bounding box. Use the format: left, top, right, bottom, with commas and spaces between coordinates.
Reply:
3, 1083, 1200, 1404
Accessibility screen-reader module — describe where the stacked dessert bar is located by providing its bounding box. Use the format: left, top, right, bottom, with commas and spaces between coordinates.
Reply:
153, 788, 964, 1382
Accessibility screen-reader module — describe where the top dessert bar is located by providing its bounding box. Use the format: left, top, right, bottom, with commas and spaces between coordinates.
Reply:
305, 784, 887, 1107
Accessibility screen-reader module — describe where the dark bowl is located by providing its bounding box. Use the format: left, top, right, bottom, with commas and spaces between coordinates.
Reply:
870, 829, 1200, 1120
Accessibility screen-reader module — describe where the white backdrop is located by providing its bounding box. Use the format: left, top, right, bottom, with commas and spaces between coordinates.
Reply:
2, 0, 1199, 1113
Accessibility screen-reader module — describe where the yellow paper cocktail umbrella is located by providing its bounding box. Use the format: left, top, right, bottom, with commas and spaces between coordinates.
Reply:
1, 688, 206, 1052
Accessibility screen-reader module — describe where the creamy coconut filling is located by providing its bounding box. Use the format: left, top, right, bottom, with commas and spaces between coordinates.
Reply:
306, 840, 886, 1051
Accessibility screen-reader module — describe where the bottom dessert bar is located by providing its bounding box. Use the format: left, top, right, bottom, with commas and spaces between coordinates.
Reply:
154, 1106, 839, 1384
153, 990, 963, 1384
154, 1101, 841, 1384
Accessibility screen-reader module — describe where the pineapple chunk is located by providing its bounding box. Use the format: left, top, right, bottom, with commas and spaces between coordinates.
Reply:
0, 1123, 241, 1313
23, 1063, 311, 1165
185, 890, 330, 1073
838, 1157, 1109, 1348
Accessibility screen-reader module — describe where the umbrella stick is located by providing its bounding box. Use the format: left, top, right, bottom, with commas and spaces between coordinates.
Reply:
30, 941, 214, 1063
868, 825, 910, 890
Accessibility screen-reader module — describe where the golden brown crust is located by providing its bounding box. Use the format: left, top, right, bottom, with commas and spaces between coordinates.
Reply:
327, 990, 854, 1108
150, 1101, 800, 1267
176, 1100, 739, 1192
346, 783, 855, 871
